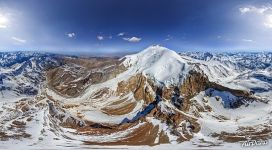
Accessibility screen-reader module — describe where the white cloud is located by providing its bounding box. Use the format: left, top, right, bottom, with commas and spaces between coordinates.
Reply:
264, 14, 272, 28
96, 35, 113, 41
11, 36, 26, 43
242, 39, 254, 42
66, 32, 76, 38
97, 35, 104, 40
0, 14, 9, 28
239, 6, 271, 14
239, 5, 272, 29
239, 7, 251, 14
117, 32, 125, 36
123, 36, 141, 42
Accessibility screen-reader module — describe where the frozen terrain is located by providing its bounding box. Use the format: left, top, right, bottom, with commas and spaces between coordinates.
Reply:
0, 46, 271, 149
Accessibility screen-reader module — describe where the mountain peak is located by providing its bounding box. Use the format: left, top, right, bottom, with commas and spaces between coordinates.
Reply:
123, 45, 192, 86
140, 45, 176, 56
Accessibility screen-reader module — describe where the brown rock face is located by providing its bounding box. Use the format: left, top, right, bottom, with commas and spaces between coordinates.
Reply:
177, 70, 254, 110
47, 57, 126, 97
180, 70, 252, 100
82, 122, 167, 146
162, 87, 174, 100
62, 57, 122, 70
116, 74, 154, 104
211, 125, 272, 143
180, 70, 209, 99
209, 82, 251, 98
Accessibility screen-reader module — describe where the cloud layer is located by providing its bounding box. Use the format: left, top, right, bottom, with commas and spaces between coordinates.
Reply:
239, 5, 272, 28
11, 36, 26, 43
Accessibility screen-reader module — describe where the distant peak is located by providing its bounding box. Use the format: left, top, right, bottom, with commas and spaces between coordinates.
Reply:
144, 44, 169, 51
138, 45, 176, 56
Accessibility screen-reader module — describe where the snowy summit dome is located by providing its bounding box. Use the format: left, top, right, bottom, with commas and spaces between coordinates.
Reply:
123, 45, 192, 86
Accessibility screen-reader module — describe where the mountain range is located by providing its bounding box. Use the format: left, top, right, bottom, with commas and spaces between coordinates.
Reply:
0, 45, 271, 149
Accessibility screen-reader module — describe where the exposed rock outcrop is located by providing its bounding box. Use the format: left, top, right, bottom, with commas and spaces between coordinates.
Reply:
47, 100, 85, 128
117, 74, 154, 104
180, 70, 209, 99
47, 57, 126, 97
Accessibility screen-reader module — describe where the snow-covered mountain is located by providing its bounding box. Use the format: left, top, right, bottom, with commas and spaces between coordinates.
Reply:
123, 45, 192, 86
0, 46, 271, 149
181, 51, 272, 70
180, 51, 272, 95
0, 52, 61, 100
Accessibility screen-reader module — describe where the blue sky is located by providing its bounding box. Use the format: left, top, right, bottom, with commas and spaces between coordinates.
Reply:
0, 0, 272, 54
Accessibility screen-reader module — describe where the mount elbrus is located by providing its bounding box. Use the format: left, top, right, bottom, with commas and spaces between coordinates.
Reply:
0, 46, 271, 149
